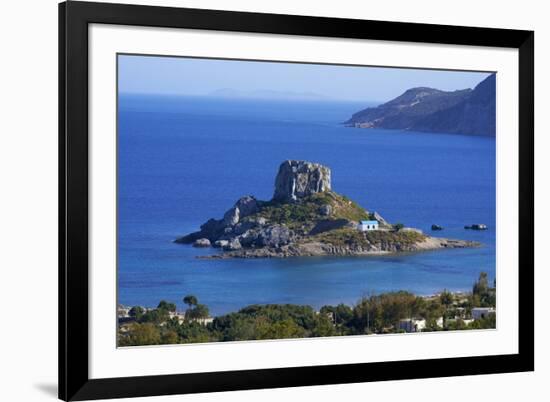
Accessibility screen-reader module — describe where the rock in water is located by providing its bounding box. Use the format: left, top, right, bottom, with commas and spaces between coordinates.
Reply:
223, 238, 242, 251
213, 240, 229, 248
193, 238, 211, 248
273, 160, 331, 202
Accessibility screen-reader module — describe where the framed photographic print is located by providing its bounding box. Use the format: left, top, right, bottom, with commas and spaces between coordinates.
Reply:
59, 1, 534, 400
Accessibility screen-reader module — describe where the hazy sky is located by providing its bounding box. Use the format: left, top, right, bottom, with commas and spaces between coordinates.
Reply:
118, 54, 491, 103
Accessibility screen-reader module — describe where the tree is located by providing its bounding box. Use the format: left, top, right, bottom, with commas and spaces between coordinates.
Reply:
161, 330, 179, 344
446, 318, 467, 331
311, 315, 337, 337
120, 323, 161, 346
439, 289, 454, 328
187, 303, 210, 320
177, 321, 214, 343
254, 318, 306, 340
472, 272, 496, 307
439, 290, 453, 308
183, 295, 198, 307
349, 291, 419, 334
182, 295, 209, 321
473, 272, 489, 296
393, 223, 404, 231
157, 300, 176, 312
128, 306, 144, 320
469, 312, 496, 330
320, 304, 353, 326
140, 308, 170, 324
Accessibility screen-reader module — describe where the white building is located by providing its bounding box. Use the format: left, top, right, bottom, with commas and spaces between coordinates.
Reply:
170, 311, 214, 325
117, 305, 130, 318
398, 318, 426, 333
358, 220, 379, 231
169, 311, 187, 324
192, 317, 214, 326
472, 307, 495, 320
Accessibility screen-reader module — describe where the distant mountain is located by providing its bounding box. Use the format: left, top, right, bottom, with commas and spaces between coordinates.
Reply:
209, 88, 327, 101
345, 74, 496, 136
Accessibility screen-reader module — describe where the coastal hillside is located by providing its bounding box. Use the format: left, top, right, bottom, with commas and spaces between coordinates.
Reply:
345, 74, 496, 137
175, 160, 478, 258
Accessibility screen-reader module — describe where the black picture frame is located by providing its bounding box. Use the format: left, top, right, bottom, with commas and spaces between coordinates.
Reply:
59, 1, 534, 400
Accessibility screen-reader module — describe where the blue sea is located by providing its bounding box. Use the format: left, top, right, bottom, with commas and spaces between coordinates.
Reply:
118, 94, 496, 315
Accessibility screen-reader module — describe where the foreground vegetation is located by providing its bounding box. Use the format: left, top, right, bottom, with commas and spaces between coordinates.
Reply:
118, 273, 496, 346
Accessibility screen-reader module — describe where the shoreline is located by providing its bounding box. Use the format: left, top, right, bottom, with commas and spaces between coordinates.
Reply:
196, 236, 481, 259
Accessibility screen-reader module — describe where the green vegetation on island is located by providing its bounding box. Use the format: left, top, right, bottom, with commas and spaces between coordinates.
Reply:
118, 273, 496, 346
256, 191, 370, 232
315, 227, 426, 249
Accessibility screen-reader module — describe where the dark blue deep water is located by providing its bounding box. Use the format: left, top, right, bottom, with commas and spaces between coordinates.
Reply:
118, 94, 496, 315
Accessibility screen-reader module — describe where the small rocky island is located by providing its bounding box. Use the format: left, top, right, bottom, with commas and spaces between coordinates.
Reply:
175, 160, 479, 258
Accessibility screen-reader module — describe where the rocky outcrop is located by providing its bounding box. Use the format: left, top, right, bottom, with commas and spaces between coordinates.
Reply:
372, 211, 390, 227
175, 195, 294, 250
345, 74, 496, 137
223, 207, 240, 226
273, 160, 331, 202
174, 195, 259, 244
213, 240, 229, 248
224, 238, 242, 251
223, 195, 259, 226
256, 225, 294, 248
234, 195, 260, 216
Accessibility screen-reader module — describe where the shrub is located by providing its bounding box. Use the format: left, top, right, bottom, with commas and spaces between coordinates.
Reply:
393, 223, 405, 231
254, 191, 370, 229
119, 323, 161, 346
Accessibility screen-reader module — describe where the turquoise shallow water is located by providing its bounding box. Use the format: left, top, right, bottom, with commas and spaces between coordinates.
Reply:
118, 94, 496, 315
